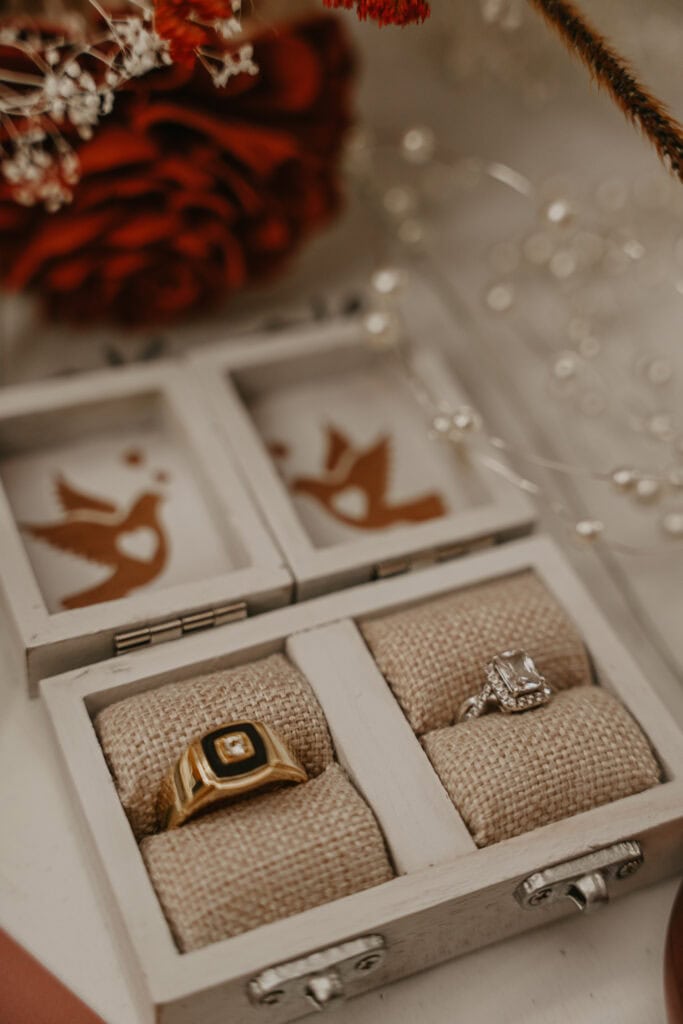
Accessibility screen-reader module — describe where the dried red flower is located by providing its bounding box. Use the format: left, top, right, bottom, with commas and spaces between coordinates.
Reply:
0, 14, 355, 327
153, 0, 235, 68
322, 0, 430, 27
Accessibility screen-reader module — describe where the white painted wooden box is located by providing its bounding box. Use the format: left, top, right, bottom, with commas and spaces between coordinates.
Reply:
0, 299, 533, 690
41, 537, 683, 1024
7, 282, 681, 1023
191, 303, 535, 599
0, 362, 292, 691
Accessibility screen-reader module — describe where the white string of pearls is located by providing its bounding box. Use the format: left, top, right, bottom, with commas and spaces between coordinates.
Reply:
344, 115, 683, 546
360, 264, 683, 547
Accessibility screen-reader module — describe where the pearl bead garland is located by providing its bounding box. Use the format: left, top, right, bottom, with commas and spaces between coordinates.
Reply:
371, 268, 404, 297
634, 477, 662, 504
575, 519, 604, 541
662, 511, 683, 538
360, 261, 683, 551
363, 311, 400, 350
611, 467, 638, 491
431, 406, 482, 442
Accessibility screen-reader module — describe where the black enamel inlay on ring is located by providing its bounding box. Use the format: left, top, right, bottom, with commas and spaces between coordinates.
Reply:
201, 722, 268, 779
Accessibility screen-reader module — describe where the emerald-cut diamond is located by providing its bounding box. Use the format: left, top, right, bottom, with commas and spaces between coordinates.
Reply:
485, 650, 552, 712
459, 650, 553, 721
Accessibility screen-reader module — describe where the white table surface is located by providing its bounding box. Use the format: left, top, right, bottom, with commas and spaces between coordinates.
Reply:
1, 2, 682, 1022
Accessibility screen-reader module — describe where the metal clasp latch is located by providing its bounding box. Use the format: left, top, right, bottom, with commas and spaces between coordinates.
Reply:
248, 935, 386, 1012
514, 840, 643, 914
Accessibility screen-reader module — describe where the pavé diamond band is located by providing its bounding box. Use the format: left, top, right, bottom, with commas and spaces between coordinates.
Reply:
458, 650, 553, 722
157, 721, 308, 830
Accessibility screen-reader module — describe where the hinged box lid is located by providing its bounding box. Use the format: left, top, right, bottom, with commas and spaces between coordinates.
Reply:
191, 279, 536, 599
0, 362, 292, 691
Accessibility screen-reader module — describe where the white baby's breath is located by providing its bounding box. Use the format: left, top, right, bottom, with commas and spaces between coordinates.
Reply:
0, 0, 256, 210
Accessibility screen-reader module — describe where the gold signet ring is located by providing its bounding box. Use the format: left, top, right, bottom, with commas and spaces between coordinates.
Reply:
157, 721, 307, 830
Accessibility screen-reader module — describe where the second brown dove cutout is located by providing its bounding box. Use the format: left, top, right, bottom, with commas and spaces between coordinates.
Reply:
280, 425, 446, 530
21, 475, 168, 609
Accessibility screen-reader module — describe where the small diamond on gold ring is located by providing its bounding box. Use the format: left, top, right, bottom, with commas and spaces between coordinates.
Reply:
458, 650, 553, 722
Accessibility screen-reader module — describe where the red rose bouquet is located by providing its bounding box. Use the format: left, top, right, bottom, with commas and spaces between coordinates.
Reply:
0, 7, 354, 326
1, 0, 681, 331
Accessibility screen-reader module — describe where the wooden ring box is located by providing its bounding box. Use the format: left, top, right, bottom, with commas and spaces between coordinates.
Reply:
41, 538, 683, 1024
1, 277, 681, 1023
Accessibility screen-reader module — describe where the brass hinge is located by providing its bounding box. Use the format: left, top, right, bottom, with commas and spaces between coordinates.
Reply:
114, 601, 248, 656
374, 534, 495, 581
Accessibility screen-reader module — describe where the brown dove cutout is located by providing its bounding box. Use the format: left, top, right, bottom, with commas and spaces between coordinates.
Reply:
21, 475, 168, 610
291, 425, 446, 530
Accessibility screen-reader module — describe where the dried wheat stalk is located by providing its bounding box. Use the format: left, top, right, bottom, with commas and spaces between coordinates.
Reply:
529, 0, 683, 183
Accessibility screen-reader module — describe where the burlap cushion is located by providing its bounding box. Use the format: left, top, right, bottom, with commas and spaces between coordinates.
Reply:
360, 571, 593, 735
95, 653, 335, 838
423, 687, 660, 847
141, 764, 394, 951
